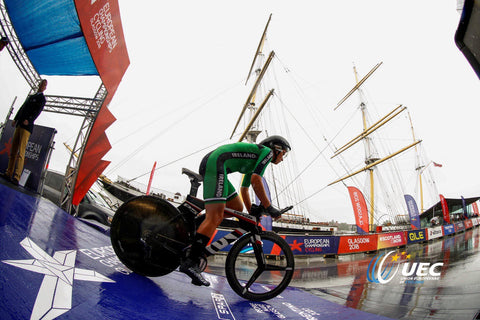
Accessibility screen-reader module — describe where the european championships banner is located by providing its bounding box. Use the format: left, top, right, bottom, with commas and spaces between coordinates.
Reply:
0, 120, 56, 192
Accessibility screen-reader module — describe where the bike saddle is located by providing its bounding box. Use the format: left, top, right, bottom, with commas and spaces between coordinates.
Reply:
182, 168, 203, 182
182, 168, 203, 197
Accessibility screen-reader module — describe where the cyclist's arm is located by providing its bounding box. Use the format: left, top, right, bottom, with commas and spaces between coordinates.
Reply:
240, 186, 252, 213
250, 173, 271, 208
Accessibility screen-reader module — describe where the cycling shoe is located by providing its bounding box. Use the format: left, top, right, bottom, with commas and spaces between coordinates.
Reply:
179, 258, 210, 287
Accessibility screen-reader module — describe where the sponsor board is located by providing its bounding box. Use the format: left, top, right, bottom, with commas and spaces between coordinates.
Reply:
0, 121, 56, 192
427, 226, 443, 240
337, 235, 378, 254
284, 236, 338, 255
210, 229, 280, 255
377, 232, 406, 250
209, 230, 239, 253
442, 224, 455, 236
464, 219, 474, 229
455, 221, 465, 233
406, 229, 426, 244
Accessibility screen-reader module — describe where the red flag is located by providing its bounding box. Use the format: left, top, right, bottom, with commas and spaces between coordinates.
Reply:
347, 186, 370, 234
473, 202, 479, 217
433, 161, 443, 167
146, 161, 156, 195
439, 194, 451, 224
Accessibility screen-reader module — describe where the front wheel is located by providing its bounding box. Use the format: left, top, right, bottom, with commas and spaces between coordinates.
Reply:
225, 231, 294, 301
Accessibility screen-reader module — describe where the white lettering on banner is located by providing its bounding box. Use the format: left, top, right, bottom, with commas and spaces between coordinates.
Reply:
352, 191, 364, 227
347, 237, 370, 244
25, 141, 42, 161
90, 2, 118, 53
407, 200, 416, 215
304, 238, 330, 248
346, 236, 371, 250
379, 234, 403, 244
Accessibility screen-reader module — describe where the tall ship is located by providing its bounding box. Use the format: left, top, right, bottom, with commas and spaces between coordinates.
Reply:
97, 15, 336, 235
326, 61, 451, 233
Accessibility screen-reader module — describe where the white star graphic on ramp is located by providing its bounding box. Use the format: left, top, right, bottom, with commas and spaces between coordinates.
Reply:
3, 237, 115, 320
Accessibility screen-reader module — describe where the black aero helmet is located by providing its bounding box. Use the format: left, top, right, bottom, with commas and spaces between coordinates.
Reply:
259, 135, 291, 152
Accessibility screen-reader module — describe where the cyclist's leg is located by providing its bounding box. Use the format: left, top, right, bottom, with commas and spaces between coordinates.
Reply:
225, 180, 243, 215
197, 202, 225, 236
180, 202, 225, 286
180, 155, 227, 286
225, 196, 242, 216
180, 230, 211, 286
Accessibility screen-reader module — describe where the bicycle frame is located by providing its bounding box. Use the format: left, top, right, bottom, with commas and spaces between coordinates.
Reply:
177, 194, 263, 257
110, 168, 295, 301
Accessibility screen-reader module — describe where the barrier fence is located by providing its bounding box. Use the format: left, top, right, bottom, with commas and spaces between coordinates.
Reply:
210, 217, 480, 256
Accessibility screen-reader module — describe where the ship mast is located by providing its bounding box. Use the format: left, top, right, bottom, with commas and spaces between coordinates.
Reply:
354, 64, 379, 232
408, 111, 425, 212
331, 62, 421, 231
230, 14, 277, 204
230, 14, 273, 142
231, 14, 309, 218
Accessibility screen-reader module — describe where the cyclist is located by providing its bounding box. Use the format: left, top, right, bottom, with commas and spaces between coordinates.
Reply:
179, 135, 291, 286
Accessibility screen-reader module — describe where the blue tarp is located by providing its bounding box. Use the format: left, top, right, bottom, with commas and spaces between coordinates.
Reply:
4, 0, 98, 75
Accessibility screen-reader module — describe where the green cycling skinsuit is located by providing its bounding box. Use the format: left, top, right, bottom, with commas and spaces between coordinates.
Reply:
199, 142, 274, 203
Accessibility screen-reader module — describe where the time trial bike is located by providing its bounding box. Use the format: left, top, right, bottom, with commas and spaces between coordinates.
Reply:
110, 168, 295, 301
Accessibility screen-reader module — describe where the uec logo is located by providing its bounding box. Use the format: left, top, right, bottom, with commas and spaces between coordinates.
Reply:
367, 251, 443, 284
367, 251, 400, 284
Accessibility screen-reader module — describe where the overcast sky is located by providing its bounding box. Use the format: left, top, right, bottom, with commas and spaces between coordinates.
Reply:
1, 0, 478, 224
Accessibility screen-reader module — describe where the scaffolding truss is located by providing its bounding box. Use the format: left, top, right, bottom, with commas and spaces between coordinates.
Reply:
0, 1, 107, 214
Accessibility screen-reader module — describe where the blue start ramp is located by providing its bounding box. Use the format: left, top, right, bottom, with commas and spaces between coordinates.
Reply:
0, 181, 391, 320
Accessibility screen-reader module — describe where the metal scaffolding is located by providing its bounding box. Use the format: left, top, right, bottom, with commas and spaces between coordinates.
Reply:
0, 1, 107, 214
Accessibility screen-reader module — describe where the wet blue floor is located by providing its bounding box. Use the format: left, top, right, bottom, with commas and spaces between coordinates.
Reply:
0, 180, 392, 320
284, 225, 480, 319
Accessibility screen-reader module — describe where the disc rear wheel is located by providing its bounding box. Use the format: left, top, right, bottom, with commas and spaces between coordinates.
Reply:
110, 196, 189, 277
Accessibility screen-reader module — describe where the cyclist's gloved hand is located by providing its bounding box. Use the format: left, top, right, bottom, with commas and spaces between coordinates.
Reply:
250, 204, 263, 217
266, 205, 282, 219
